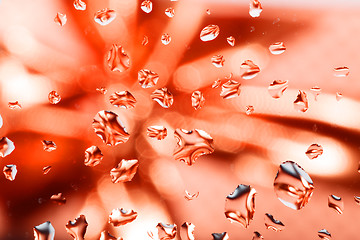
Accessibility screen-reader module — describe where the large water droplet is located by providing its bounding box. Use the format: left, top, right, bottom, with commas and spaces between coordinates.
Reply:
141, 0, 153, 13
94, 9, 116, 26
109, 91, 136, 109
180, 222, 195, 240
34, 221, 55, 240
138, 69, 159, 88
211, 232, 229, 240
224, 184, 256, 228
65, 215, 88, 240
100, 231, 122, 240
328, 194, 344, 214
220, 80, 241, 99
354, 196, 360, 204
161, 33, 171, 45
54, 12, 67, 26
336, 92, 343, 101
191, 91, 205, 110
151, 88, 174, 108
249, 0, 262, 17
42, 140, 57, 152
200, 25, 220, 42
73, 0, 86, 11
109, 208, 138, 226
268, 80, 288, 98
110, 159, 139, 183
173, 129, 214, 166
43, 166, 52, 175
227, 36, 235, 46
333, 66, 349, 77
3, 165, 17, 181
8, 101, 22, 110
0, 137, 15, 157
310, 86, 321, 101
48, 91, 61, 104
211, 55, 225, 68
165, 7, 175, 18
84, 146, 103, 167
96, 87, 107, 94
264, 213, 285, 231
142, 35, 149, 46
274, 161, 314, 210
156, 223, 177, 240
305, 144, 323, 160
240, 60, 260, 79
318, 229, 331, 240
245, 105, 254, 115
106, 44, 130, 72
293, 90, 308, 112
269, 42, 286, 55
252, 231, 264, 240
147, 126, 167, 140
184, 190, 199, 201
50, 193, 66, 205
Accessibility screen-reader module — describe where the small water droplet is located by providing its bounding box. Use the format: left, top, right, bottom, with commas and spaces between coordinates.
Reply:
240, 60, 260, 79
264, 213, 285, 231
8, 101, 22, 110
354, 196, 360, 204
161, 33, 171, 45
142, 35, 149, 46
106, 44, 130, 72
206, 9, 211, 15
174, 129, 214, 166
180, 222, 195, 240
328, 194, 344, 214
100, 231, 122, 240
110, 159, 139, 183
48, 91, 61, 104
306, 144, 323, 160
211, 55, 225, 68
65, 215, 88, 240
50, 193, 66, 205
42, 166, 52, 175
250, 26, 255, 32
42, 140, 57, 152
84, 146, 103, 167
249, 0, 262, 17
109, 208, 138, 226
94, 8, 116, 26
0, 137, 15, 157
318, 229, 331, 240
157, 223, 177, 240
274, 161, 314, 210
73, 0, 86, 11
212, 79, 222, 89
293, 90, 308, 112
245, 105, 254, 115
273, 17, 280, 24
138, 69, 159, 88
333, 66, 349, 77
141, 0, 153, 13
147, 126, 167, 140
252, 231, 264, 240
54, 12, 67, 26
224, 185, 256, 228
3, 165, 17, 181
336, 92, 343, 101
226, 36, 235, 46
165, 7, 175, 18
34, 221, 55, 240
310, 86, 321, 101
269, 42, 286, 55
191, 91, 205, 110
268, 80, 288, 98
151, 87, 174, 108
200, 24, 220, 42
109, 91, 136, 109
184, 190, 199, 200
220, 80, 241, 99
211, 232, 229, 240
96, 87, 107, 94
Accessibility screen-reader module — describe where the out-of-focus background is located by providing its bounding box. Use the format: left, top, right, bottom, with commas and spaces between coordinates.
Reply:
1, 0, 360, 239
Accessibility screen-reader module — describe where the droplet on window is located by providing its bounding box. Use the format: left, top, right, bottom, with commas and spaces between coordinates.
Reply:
0, 137, 15, 157
268, 80, 288, 98
151, 87, 174, 108
48, 91, 61, 104
94, 8, 116, 26
142, 35, 149, 46
305, 144, 323, 160
355, 196, 360, 205
240, 60, 260, 79
8, 101, 22, 110
274, 161, 314, 210
156, 223, 177, 240
106, 44, 130, 72
33, 221, 55, 240
174, 129, 214, 166
310, 86, 321, 101
65, 215, 88, 240
212, 79, 222, 89
226, 36, 235, 46
328, 195, 344, 214
264, 213, 285, 231
250, 26, 255, 32
96, 87, 107, 94
84, 146, 103, 167
269, 42, 286, 55
109, 91, 136, 109
293, 90, 308, 112
333, 66, 349, 77
147, 126, 167, 140
165, 7, 175, 17
184, 190, 199, 201
110, 159, 139, 183
43, 166, 52, 175
3, 165, 17, 181
50, 193, 66, 205
252, 231, 264, 240
54, 12, 67, 26
42, 140, 57, 152
200, 24, 220, 42
92, 110, 130, 146
180, 222, 195, 240
108, 208, 138, 226
191, 91, 205, 110
141, 0, 153, 13
161, 33, 171, 45
245, 105, 254, 115
211, 55, 225, 68
224, 185, 256, 228
220, 80, 241, 99
211, 232, 229, 240
100, 231, 122, 240
138, 69, 159, 88
336, 92, 343, 101
206, 9, 211, 15
249, 0, 262, 18
73, 0, 86, 11
318, 229, 331, 240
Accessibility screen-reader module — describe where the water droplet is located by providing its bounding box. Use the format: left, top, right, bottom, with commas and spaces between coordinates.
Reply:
65, 215, 88, 240
100, 231, 122, 240
249, 0, 262, 18
106, 44, 130, 72
8, 101, 22, 110
43, 166, 52, 175
318, 229, 331, 240
151, 87, 174, 108
50, 193, 66, 205
165, 7, 175, 18
227, 36, 235, 46
0, 137, 15, 157
141, 0, 153, 13
336, 92, 343, 101
269, 42, 286, 55
94, 8, 116, 26
174, 129, 214, 166
142, 35, 149, 46
220, 80, 241, 99
54, 12, 67, 26
206, 9, 211, 15
180, 222, 195, 240
200, 24, 220, 42
110, 159, 139, 183
333, 66, 349, 77
211, 55, 225, 68
109, 91, 136, 109
84, 146, 103, 167
268, 80, 288, 99
328, 194, 344, 214
212, 79, 222, 89
274, 161, 314, 210
161, 33, 171, 45
245, 105, 254, 115
73, 0, 86, 11
48, 91, 61, 104
147, 126, 167, 140
224, 184, 256, 228
42, 140, 57, 152
138, 69, 159, 88
306, 144, 323, 160
3, 165, 17, 181
354, 196, 360, 204
156, 223, 177, 240
184, 190, 199, 200
96, 87, 107, 94
310, 86, 321, 101
294, 90, 308, 112
273, 17, 280, 24
252, 231, 264, 240
250, 26, 255, 32
33, 221, 55, 240
191, 91, 205, 110
264, 213, 285, 231
211, 232, 229, 240
109, 208, 138, 226
92, 110, 130, 146
240, 60, 260, 79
